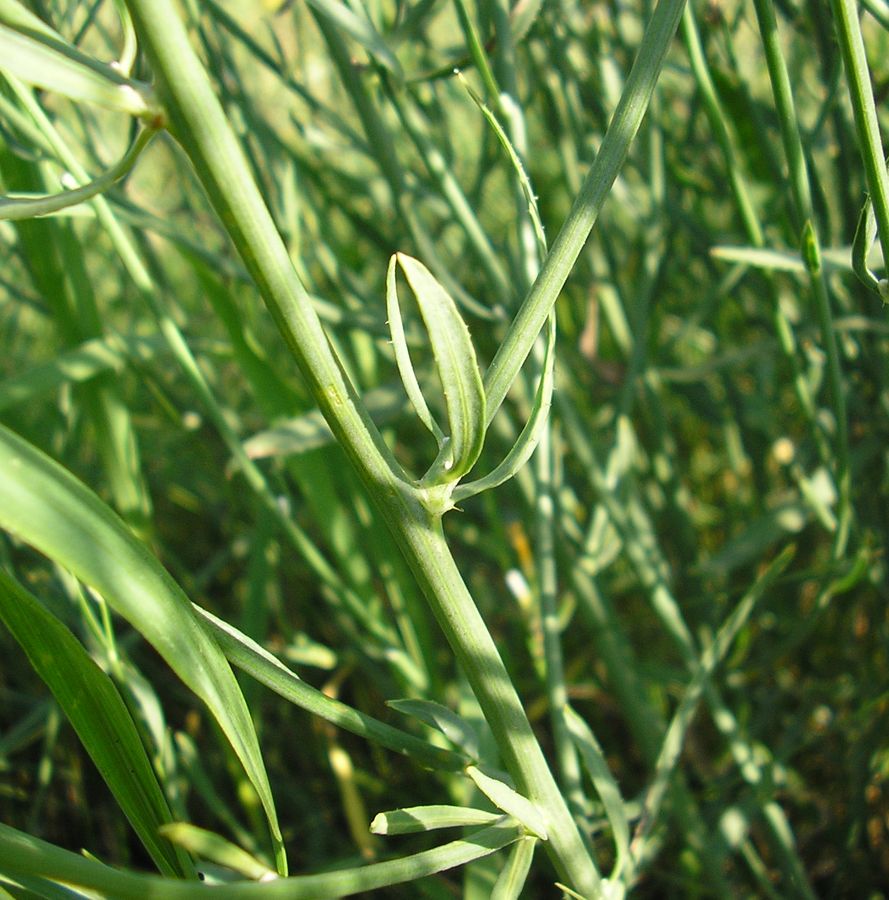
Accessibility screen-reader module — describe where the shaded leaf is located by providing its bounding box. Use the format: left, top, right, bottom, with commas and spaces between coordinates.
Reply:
0, 569, 191, 878
387, 698, 480, 759
0, 423, 286, 875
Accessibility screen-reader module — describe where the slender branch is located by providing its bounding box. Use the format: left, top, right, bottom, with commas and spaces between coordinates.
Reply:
483, 0, 687, 422
829, 0, 889, 277
123, 0, 600, 893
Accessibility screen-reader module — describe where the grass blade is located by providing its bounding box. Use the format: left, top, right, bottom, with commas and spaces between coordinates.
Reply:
0, 570, 191, 878
0, 423, 286, 875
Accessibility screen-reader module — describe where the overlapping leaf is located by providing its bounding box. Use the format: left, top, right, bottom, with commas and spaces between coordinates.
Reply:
0, 423, 286, 875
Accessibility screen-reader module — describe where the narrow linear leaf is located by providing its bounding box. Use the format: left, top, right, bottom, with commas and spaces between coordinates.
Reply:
387, 698, 480, 760
195, 605, 466, 772
0, 570, 190, 878
110, 0, 138, 75
454, 311, 555, 503
0, 819, 522, 898
0, 127, 156, 221
509, 0, 545, 43
458, 72, 547, 258
710, 244, 862, 274
852, 195, 887, 299
0, 24, 157, 118
491, 835, 537, 900
386, 255, 444, 445
370, 805, 502, 835
564, 706, 629, 878
0, 0, 58, 37
0, 424, 286, 875
465, 766, 548, 840
393, 253, 486, 484
158, 824, 275, 882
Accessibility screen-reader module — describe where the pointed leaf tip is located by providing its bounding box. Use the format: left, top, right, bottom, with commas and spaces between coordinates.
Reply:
389, 254, 485, 487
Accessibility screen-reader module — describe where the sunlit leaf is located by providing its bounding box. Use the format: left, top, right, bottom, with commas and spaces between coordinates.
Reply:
465, 766, 548, 840
370, 805, 502, 834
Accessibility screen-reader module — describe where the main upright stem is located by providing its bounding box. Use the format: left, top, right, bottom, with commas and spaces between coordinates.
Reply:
123, 0, 599, 894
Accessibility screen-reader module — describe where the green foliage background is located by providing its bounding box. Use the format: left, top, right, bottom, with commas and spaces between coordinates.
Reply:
0, 0, 887, 896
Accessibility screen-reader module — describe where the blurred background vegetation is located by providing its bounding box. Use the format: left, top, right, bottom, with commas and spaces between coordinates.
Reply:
1, 0, 888, 895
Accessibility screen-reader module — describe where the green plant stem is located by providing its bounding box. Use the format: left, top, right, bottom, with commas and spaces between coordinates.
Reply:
123, 0, 599, 893
7, 81, 386, 647
752, 0, 851, 556
483, 0, 687, 422
829, 0, 889, 274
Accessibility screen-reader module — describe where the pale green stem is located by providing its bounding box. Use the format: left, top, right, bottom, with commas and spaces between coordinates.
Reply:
534, 426, 589, 842
123, 0, 600, 893
830, 0, 889, 274
9, 82, 387, 647
483, 0, 687, 423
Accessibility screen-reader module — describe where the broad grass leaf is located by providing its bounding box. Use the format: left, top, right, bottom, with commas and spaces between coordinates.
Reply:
0, 569, 191, 878
0, 423, 286, 875
370, 805, 501, 834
